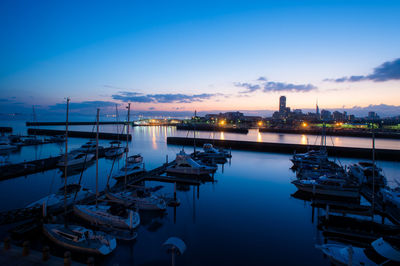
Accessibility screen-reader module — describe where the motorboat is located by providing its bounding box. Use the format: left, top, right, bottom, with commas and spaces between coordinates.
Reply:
166, 150, 217, 176
292, 175, 360, 198
194, 143, 231, 160
72, 141, 103, 153
113, 154, 145, 180
26, 184, 92, 209
379, 186, 400, 209
291, 149, 328, 168
105, 141, 125, 158
45, 135, 65, 142
317, 237, 400, 265
105, 187, 166, 211
349, 162, 387, 188
42, 224, 116, 255
73, 204, 140, 230
0, 136, 18, 152
57, 152, 95, 168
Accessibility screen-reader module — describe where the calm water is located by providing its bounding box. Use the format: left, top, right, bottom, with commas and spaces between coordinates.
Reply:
1, 122, 400, 265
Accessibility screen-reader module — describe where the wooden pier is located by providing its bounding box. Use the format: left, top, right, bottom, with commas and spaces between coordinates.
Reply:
0, 243, 85, 266
28, 128, 132, 140
167, 137, 400, 161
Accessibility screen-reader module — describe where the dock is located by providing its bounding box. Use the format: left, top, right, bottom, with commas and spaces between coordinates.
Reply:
28, 128, 132, 141
0, 126, 12, 133
0, 159, 209, 225
167, 137, 400, 161
0, 243, 84, 266
26, 121, 130, 126
259, 127, 400, 139
0, 147, 112, 181
176, 124, 249, 134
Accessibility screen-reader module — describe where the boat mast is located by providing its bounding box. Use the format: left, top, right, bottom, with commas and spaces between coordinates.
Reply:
64, 98, 70, 227
96, 108, 99, 208
372, 125, 375, 215
125, 103, 131, 190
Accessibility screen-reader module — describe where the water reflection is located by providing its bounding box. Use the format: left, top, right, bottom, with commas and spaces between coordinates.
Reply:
300, 134, 307, 145
257, 131, 262, 142
220, 132, 225, 140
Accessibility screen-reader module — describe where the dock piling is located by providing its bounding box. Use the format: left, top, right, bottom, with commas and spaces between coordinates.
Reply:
64, 251, 71, 266
3, 237, 10, 250
22, 241, 29, 256
42, 246, 50, 261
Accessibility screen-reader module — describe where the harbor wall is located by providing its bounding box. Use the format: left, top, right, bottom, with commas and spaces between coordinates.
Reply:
27, 128, 131, 140
167, 137, 400, 161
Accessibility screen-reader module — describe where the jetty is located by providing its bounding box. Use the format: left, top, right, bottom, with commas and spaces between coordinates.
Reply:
0, 159, 209, 225
28, 128, 132, 141
0, 127, 12, 133
0, 147, 113, 181
259, 127, 400, 139
176, 124, 249, 134
26, 121, 130, 126
167, 137, 400, 161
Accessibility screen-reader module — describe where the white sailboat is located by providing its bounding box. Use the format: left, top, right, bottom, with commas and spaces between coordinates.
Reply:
26, 184, 91, 209
43, 98, 117, 255
112, 154, 145, 180
105, 187, 167, 211
43, 224, 116, 255
73, 108, 140, 231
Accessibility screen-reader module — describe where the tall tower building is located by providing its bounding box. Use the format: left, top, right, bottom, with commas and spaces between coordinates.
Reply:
279, 96, 286, 113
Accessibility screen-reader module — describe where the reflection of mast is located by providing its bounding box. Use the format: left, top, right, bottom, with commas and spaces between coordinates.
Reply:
192, 186, 196, 224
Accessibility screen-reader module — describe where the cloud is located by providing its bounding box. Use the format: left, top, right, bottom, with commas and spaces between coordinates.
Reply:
49, 100, 117, 111
263, 81, 317, 92
327, 58, 400, 82
234, 82, 261, 93
112, 91, 220, 103
235, 78, 317, 93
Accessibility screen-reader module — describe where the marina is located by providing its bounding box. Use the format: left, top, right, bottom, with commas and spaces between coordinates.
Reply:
0, 120, 400, 265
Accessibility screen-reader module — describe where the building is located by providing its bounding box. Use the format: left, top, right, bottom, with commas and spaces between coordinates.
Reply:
279, 96, 286, 113
321, 109, 332, 121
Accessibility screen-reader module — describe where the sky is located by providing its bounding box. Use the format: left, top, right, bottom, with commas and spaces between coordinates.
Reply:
0, 0, 400, 117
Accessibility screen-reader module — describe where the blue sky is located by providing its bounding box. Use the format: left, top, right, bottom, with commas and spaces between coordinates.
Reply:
1, 0, 400, 116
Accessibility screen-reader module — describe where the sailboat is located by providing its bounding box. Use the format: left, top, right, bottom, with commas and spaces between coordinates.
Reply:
26, 184, 91, 210
73, 108, 140, 231
106, 103, 165, 211
42, 98, 117, 255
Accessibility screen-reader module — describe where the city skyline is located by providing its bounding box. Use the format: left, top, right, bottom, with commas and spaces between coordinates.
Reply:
1, 1, 400, 115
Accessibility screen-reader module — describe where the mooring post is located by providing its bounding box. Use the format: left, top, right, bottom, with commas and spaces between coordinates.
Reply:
42, 246, 50, 261
3, 237, 10, 250
22, 241, 30, 256
326, 205, 330, 220
64, 251, 71, 266
87, 257, 95, 266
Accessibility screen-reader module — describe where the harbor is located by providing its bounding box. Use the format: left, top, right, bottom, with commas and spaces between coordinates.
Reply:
0, 119, 400, 265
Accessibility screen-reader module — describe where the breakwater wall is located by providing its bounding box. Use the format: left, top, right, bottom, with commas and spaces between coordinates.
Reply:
259, 128, 400, 139
176, 124, 248, 134
167, 137, 400, 161
27, 128, 131, 140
